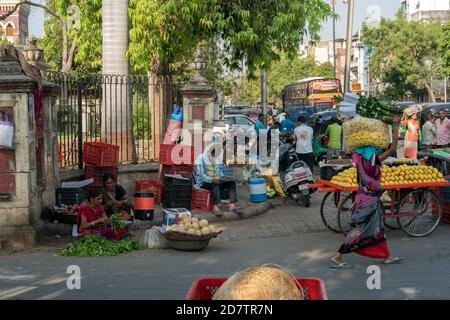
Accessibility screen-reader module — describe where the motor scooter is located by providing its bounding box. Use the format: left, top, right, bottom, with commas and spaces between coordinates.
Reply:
278, 136, 316, 207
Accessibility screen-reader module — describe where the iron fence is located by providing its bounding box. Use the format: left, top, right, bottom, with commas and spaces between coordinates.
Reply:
47, 72, 177, 169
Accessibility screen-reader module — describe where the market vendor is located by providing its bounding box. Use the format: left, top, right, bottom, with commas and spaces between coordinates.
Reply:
330, 116, 403, 269
402, 113, 421, 160
77, 189, 126, 240
102, 172, 133, 220
194, 146, 243, 217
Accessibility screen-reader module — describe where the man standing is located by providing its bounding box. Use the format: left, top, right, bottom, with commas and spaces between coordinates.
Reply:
325, 116, 342, 158
294, 116, 314, 173
280, 113, 296, 134
436, 109, 450, 148
422, 112, 436, 152
254, 113, 266, 135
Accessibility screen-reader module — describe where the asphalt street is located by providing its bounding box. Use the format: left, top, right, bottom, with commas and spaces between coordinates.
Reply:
1, 224, 449, 300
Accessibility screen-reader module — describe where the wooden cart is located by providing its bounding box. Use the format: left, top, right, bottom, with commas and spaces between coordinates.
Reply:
310, 178, 450, 237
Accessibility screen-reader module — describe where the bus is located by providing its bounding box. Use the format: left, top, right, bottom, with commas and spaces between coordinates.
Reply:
282, 77, 342, 120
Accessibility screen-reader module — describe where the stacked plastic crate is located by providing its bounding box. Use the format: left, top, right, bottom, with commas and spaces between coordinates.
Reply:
82, 142, 119, 191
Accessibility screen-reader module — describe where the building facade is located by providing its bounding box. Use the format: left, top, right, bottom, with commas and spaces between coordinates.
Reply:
401, 0, 450, 22
306, 33, 367, 94
0, 0, 29, 45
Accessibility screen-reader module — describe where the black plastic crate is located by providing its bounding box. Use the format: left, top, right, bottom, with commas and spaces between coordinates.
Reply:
320, 166, 340, 181
164, 176, 192, 187
50, 211, 77, 224
164, 185, 193, 195
162, 200, 192, 210
56, 188, 88, 206
163, 193, 193, 203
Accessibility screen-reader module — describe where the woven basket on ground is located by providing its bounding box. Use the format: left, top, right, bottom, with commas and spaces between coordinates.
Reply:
163, 228, 225, 241
212, 265, 305, 300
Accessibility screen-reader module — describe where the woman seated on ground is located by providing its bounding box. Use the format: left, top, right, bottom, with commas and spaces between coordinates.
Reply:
77, 189, 126, 240
102, 172, 134, 220
194, 146, 242, 217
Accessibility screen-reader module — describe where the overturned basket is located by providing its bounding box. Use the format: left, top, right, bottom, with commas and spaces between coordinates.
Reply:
163, 228, 225, 251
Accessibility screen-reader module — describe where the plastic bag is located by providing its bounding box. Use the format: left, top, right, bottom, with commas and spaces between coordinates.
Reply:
343, 116, 390, 151
145, 226, 168, 249
0, 112, 14, 148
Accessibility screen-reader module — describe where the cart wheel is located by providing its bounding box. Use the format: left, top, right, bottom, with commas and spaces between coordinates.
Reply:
337, 193, 354, 235
320, 191, 350, 233
337, 194, 386, 236
299, 195, 310, 208
396, 189, 441, 237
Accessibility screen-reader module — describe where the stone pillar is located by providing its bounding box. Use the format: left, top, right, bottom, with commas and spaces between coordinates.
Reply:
180, 49, 217, 157
23, 38, 61, 218
0, 47, 39, 250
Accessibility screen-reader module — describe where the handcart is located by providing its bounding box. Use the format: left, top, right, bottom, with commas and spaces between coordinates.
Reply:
309, 178, 450, 237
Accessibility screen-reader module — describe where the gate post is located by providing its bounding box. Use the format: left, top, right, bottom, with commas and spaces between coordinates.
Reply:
77, 80, 83, 170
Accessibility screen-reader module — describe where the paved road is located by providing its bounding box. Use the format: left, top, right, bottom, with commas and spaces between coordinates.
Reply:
1, 221, 449, 300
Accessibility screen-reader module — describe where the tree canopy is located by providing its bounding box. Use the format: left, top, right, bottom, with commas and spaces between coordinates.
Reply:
128, 0, 333, 76
238, 54, 335, 106
38, 0, 102, 73
441, 22, 450, 77
362, 12, 443, 102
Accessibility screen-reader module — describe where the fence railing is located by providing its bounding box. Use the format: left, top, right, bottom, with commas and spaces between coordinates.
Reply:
47, 72, 177, 169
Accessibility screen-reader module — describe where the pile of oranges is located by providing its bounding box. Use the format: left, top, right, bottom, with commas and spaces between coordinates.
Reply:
330, 165, 445, 188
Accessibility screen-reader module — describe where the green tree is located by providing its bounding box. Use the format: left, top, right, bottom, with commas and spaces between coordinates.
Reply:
128, 0, 333, 77
38, 0, 102, 73
441, 22, 450, 76
362, 12, 443, 102
238, 54, 334, 106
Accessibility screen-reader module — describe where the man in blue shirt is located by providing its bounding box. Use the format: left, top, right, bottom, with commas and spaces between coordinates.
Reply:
280, 113, 296, 134
254, 113, 266, 135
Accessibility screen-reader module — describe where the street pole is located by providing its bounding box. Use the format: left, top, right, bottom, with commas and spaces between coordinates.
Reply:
332, 0, 337, 78
261, 68, 267, 121
445, 76, 448, 103
344, 0, 355, 93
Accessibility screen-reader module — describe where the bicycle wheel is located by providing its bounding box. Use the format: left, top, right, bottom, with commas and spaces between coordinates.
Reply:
381, 191, 401, 230
320, 191, 350, 233
396, 189, 441, 237
338, 194, 387, 236
337, 193, 354, 235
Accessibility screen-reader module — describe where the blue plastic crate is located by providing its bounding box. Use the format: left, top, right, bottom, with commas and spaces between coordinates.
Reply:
222, 167, 233, 177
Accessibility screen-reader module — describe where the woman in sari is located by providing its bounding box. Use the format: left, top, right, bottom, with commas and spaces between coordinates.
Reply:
77, 189, 126, 240
102, 172, 133, 220
403, 113, 421, 160
330, 117, 403, 268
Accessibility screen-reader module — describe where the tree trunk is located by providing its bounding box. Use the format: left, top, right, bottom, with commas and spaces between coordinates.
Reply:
102, 0, 135, 163
425, 83, 437, 103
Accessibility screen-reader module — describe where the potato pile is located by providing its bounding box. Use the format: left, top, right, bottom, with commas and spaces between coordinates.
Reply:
165, 216, 217, 236
331, 165, 446, 187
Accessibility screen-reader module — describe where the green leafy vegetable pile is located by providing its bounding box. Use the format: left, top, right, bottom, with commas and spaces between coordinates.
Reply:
110, 213, 128, 231
60, 234, 141, 257
356, 96, 403, 124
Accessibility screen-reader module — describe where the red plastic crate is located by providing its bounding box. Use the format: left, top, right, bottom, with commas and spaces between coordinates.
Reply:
192, 188, 213, 212
431, 187, 450, 224
85, 164, 118, 187
163, 164, 194, 178
186, 277, 328, 300
83, 142, 119, 167
159, 144, 195, 165
135, 180, 164, 204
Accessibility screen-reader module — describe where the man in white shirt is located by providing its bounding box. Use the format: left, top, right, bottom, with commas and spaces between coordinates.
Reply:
294, 116, 314, 173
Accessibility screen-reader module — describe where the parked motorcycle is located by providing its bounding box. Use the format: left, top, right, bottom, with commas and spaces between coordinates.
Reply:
278, 137, 316, 207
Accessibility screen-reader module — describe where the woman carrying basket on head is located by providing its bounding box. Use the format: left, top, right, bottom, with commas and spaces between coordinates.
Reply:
330, 116, 403, 269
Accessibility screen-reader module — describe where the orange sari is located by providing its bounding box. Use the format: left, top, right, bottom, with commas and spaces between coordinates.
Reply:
403, 119, 420, 160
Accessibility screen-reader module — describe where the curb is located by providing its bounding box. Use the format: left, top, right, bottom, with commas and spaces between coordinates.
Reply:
42, 201, 275, 237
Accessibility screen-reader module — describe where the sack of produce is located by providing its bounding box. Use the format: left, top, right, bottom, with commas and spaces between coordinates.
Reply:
356, 96, 403, 124
343, 116, 390, 151
212, 265, 304, 300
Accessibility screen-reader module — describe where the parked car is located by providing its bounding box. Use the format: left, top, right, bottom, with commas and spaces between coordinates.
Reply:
224, 105, 252, 115
213, 115, 257, 145
420, 102, 450, 117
